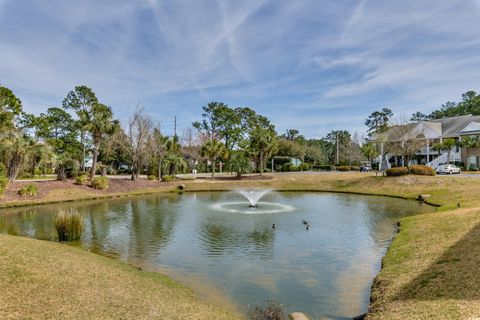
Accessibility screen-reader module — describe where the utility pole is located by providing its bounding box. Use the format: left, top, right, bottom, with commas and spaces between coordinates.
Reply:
174, 115, 177, 138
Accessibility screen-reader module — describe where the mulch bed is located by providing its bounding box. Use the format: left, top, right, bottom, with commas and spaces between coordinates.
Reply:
1, 178, 172, 203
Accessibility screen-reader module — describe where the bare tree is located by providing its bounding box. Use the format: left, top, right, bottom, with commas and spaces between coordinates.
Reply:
385, 122, 425, 166
117, 107, 154, 181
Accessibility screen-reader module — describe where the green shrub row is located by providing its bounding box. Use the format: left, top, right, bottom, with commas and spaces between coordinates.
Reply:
409, 165, 436, 176
386, 165, 435, 176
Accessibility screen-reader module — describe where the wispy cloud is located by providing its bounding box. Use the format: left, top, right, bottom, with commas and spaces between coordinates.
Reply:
0, 0, 480, 137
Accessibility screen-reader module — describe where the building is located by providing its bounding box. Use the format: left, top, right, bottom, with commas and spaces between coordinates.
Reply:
377, 115, 480, 169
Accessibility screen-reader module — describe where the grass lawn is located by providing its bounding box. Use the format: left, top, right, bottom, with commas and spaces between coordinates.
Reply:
1, 172, 480, 319
0, 234, 239, 320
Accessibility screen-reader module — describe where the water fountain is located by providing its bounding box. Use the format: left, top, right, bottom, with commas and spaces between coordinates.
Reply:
237, 190, 271, 207
210, 190, 295, 214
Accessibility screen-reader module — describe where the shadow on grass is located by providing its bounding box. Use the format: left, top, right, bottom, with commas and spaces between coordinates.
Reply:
396, 221, 480, 301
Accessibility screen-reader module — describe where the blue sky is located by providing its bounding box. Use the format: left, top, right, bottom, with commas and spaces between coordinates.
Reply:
1, 0, 480, 138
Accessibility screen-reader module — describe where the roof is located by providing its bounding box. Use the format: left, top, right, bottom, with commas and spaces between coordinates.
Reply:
428, 115, 480, 138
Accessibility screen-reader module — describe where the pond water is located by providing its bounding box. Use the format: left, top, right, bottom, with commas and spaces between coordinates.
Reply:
0, 192, 433, 319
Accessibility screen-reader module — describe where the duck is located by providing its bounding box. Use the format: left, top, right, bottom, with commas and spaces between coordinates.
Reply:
302, 220, 308, 225
306, 224, 310, 230
272, 223, 276, 229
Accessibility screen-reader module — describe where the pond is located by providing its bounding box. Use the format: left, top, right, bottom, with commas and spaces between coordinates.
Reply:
0, 192, 433, 319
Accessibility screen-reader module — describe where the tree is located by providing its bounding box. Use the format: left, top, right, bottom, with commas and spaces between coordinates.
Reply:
0, 131, 42, 181
230, 150, 251, 178
89, 103, 118, 178
360, 142, 379, 166
249, 116, 277, 175
460, 136, 479, 168
410, 111, 429, 122
0, 86, 22, 133
200, 139, 227, 179
33, 107, 80, 156
163, 136, 187, 176
365, 108, 393, 136
433, 138, 457, 164
62, 85, 98, 171
116, 108, 153, 180
325, 130, 351, 164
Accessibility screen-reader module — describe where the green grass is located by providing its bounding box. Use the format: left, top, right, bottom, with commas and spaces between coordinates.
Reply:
0, 234, 240, 320
3, 172, 480, 318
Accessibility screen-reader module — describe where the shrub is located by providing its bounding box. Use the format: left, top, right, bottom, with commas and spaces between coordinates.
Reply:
282, 163, 292, 172
350, 166, 360, 171
75, 174, 88, 185
314, 165, 336, 171
409, 165, 436, 176
469, 164, 479, 171
91, 176, 109, 190
0, 176, 7, 194
54, 209, 83, 241
337, 166, 350, 171
299, 163, 311, 171
147, 175, 156, 181
162, 175, 175, 182
289, 165, 300, 172
248, 301, 286, 320
17, 184, 38, 196
386, 167, 409, 176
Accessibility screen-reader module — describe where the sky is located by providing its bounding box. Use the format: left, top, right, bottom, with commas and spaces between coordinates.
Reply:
1, 0, 480, 138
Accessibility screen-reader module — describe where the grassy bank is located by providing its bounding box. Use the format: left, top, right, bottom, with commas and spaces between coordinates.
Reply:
2, 172, 480, 319
0, 234, 239, 320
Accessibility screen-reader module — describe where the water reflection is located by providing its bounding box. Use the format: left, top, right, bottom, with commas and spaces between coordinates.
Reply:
0, 192, 433, 318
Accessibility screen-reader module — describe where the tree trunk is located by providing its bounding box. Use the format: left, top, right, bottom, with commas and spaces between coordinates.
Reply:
7, 154, 21, 182
211, 158, 215, 179
90, 143, 100, 179
259, 151, 264, 176
80, 131, 86, 172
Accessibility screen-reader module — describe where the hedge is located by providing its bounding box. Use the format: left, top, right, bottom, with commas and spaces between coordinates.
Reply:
337, 166, 350, 171
386, 167, 409, 176
409, 165, 436, 176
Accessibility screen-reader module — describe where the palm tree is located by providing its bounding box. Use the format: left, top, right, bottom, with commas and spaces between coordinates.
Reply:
163, 153, 187, 176
89, 103, 118, 178
433, 138, 457, 164
200, 139, 227, 179
230, 151, 251, 178
249, 126, 277, 175
0, 131, 42, 181
460, 136, 479, 169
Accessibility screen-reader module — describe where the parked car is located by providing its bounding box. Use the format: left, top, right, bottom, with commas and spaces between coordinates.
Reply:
436, 164, 461, 174
360, 165, 372, 172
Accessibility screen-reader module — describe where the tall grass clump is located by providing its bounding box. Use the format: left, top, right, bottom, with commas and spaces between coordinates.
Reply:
75, 174, 88, 185
54, 209, 84, 241
17, 184, 38, 196
91, 176, 109, 190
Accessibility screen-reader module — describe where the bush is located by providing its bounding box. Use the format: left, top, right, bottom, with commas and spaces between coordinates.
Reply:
337, 166, 350, 171
0, 176, 7, 194
409, 165, 436, 176
54, 209, 83, 241
289, 165, 300, 172
282, 163, 292, 172
469, 164, 479, 171
91, 176, 109, 190
248, 301, 286, 320
147, 175, 156, 181
17, 184, 38, 196
386, 167, 409, 176
299, 163, 311, 171
75, 175, 88, 185
350, 166, 360, 171
314, 165, 336, 171
162, 175, 175, 182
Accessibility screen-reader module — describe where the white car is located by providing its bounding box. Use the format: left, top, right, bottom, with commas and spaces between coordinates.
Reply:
435, 164, 461, 175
